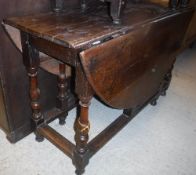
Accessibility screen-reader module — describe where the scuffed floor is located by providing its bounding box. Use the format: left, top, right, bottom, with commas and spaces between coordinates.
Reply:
0, 47, 196, 175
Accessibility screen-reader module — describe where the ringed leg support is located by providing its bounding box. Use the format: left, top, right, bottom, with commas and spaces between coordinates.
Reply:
37, 125, 75, 159
80, 0, 87, 11
169, 0, 178, 10
179, 0, 189, 8
74, 102, 91, 175
73, 64, 93, 175
151, 65, 174, 106
56, 63, 69, 125
21, 32, 44, 142
110, 0, 127, 24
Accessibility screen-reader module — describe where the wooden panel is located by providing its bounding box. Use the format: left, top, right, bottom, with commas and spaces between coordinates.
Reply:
80, 9, 193, 109
183, 5, 196, 47
0, 83, 8, 132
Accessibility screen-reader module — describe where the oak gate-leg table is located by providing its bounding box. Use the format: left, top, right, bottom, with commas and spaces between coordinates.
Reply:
4, 2, 193, 174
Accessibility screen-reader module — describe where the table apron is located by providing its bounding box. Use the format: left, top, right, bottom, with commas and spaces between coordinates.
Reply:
29, 35, 77, 67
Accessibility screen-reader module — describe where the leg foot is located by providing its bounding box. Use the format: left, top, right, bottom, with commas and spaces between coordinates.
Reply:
75, 169, 85, 175
151, 99, 157, 106
73, 101, 91, 175
113, 18, 121, 25
59, 116, 66, 125
123, 108, 133, 117
35, 131, 44, 142
161, 91, 166, 96
73, 148, 89, 175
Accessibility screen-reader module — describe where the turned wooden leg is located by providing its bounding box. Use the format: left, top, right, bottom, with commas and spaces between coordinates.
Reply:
21, 32, 44, 142
52, 0, 65, 12
59, 116, 66, 125
73, 64, 93, 175
110, 0, 127, 24
74, 100, 91, 175
160, 66, 173, 97
80, 0, 87, 11
179, 0, 189, 8
169, 0, 178, 10
28, 62, 45, 142
35, 130, 44, 142
57, 63, 69, 125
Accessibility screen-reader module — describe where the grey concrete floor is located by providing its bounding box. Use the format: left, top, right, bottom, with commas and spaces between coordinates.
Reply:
0, 47, 196, 175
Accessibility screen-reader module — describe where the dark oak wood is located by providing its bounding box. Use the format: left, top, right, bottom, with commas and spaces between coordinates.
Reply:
21, 32, 45, 141
73, 64, 93, 175
0, 0, 78, 143
78, 0, 191, 24
56, 63, 69, 125
38, 125, 75, 158
104, 0, 127, 24
80, 9, 193, 109
88, 113, 134, 158
169, 0, 178, 9
3, 1, 195, 174
4, 2, 167, 50
0, 0, 51, 143
183, 3, 196, 48
51, 0, 65, 12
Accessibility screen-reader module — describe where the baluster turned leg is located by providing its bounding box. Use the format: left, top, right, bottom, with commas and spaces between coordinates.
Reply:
21, 32, 44, 142
73, 65, 93, 175
110, 0, 127, 24
74, 100, 91, 175
179, 0, 189, 8
30, 72, 44, 142
80, 0, 87, 11
57, 63, 69, 125
169, 0, 178, 10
